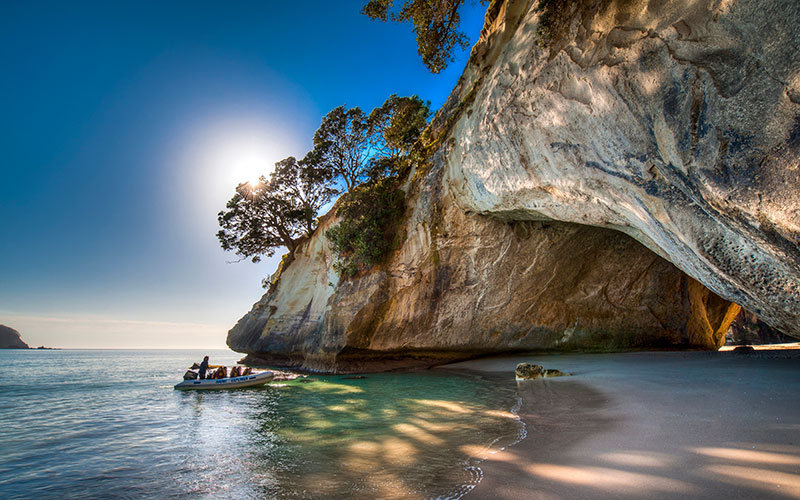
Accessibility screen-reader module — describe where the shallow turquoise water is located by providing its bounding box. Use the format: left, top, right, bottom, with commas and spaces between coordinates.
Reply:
0, 349, 521, 499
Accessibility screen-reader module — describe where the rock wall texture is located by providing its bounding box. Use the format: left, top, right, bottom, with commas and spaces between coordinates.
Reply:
727, 310, 789, 345
228, 0, 798, 371
447, 0, 800, 336
0, 325, 29, 349
229, 150, 739, 372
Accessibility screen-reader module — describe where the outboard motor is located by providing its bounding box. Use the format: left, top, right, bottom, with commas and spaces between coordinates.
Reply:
183, 370, 199, 380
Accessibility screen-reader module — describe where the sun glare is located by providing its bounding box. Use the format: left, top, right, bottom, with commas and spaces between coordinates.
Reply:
176, 115, 304, 234
227, 148, 270, 189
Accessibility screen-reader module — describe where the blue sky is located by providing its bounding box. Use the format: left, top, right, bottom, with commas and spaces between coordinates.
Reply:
0, 1, 487, 348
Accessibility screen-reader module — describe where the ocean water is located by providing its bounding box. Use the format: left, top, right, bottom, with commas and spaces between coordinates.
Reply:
0, 349, 522, 500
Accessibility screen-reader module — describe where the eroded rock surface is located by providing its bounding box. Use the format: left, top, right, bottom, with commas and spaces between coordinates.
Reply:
447, 0, 800, 335
229, 151, 738, 372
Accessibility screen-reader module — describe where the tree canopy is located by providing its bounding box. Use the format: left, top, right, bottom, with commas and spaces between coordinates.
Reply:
307, 105, 369, 192
272, 156, 338, 235
361, 0, 486, 73
217, 157, 336, 263
367, 94, 430, 159
217, 95, 430, 271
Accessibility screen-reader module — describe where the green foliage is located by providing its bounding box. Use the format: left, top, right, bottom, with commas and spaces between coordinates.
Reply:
306, 97, 430, 191
326, 177, 406, 278
308, 105, 369, 192
368, 94, 431, 158
272, 156, 338, 235
361, 0, 488, 73
217, 157, 336, 263
217, 94, 428, 284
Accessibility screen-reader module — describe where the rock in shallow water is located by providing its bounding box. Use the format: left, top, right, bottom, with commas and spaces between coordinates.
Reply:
516, 363, 544, 379
515, 363, 569, 379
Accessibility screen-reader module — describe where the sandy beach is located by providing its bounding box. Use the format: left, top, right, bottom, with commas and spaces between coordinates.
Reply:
442, 346, 800, 499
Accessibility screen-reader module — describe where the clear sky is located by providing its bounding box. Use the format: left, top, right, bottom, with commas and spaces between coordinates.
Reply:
0, 1, 487, 348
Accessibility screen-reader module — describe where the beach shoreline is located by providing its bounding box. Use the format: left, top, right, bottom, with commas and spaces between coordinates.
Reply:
441, 346, 800, 499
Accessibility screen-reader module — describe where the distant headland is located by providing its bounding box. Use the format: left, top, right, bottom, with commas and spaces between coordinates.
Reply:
0, 324, 57, 349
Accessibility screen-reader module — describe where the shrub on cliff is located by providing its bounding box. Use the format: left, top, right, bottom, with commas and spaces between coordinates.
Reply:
326, 177, 406, 277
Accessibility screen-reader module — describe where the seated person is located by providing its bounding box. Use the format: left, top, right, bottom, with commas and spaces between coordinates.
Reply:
229, 366, 240, 378
242, 367, 252, 376
214, 366, 227, 379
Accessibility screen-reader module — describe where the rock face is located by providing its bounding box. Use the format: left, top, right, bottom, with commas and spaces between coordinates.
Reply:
228, 0, 798, 371
447, 0, 800, 336
0, 325, 29, 349
727, 310, 789, 345
229, 148, 740, 371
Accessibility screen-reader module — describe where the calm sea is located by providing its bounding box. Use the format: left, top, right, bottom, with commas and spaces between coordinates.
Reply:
0, 349, 522, 500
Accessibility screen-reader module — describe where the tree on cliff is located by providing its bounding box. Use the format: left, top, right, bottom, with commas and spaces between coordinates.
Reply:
271, 156, 338, 234
324, 96, 430, 277
217, 158, 336, 262
307, 105, 370, 192
367, 94, 430, 160
305, 96, 430, 191
217, 95, 429, 268
361, 0, 487, 73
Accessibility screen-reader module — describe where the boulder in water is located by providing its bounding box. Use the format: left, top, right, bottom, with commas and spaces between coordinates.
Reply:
516, 363, 569, 379
515, 363, 544, 379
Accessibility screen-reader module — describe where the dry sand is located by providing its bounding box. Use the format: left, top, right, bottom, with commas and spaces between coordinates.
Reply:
441, 345, 800, 499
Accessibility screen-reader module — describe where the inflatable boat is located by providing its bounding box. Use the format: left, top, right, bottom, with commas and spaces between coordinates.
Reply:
174, 370, 274, 390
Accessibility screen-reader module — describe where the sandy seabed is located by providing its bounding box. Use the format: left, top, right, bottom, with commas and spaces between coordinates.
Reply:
441, 345, 800, 500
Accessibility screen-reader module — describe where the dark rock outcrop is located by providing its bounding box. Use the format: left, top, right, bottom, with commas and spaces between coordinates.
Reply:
727, 310, 788, 345
0, 325, 29, 349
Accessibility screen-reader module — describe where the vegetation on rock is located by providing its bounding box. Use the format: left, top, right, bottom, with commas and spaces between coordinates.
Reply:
534, 0, 578, 47
326, 95, 429, 278
217, 155, 336, 263
361, 0, 489, 73
217, 95, 429, 281
326, 177, 406, 278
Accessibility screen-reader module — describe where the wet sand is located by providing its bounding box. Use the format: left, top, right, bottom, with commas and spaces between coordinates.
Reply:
442, 346, 800, 499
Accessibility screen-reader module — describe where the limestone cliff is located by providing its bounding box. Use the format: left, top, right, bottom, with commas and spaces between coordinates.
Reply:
447, 0, 800, 335
229, 148, 739, 372
228, 0, 799, 371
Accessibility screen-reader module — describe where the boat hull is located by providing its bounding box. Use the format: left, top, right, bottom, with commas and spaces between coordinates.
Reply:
174, 371, 274, 390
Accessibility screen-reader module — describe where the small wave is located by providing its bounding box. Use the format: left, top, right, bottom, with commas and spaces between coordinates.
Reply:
432, 465, 483, 500
432, 395, 528, 500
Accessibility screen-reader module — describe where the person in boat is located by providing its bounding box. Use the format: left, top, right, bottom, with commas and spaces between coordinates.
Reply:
213, 366, 227, 379
198, 356, 209, 379
229, 366, 240, 378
